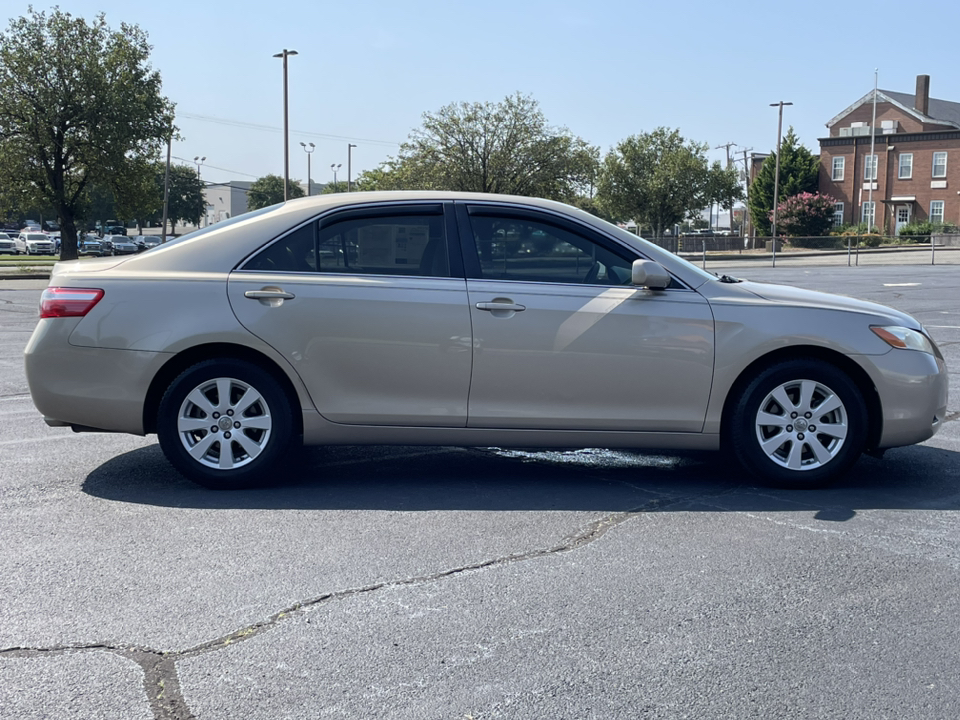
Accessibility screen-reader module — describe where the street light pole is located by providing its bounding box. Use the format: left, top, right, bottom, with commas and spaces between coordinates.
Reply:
273, 49, 298, 200
347, 143, 357, 192
194, 156, 206, 228
769, 101, 793, 268
331, 163, 341, 191
300, 142, 315, 196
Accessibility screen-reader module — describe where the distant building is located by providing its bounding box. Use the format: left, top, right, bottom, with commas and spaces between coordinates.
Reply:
202, 181, 252, 227
818, 75, 960, 234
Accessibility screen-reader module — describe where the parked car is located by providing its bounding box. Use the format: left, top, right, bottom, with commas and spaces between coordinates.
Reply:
0, 232, 25, 255
24, 192, 948, 491
138, 236, 162, 250
78, 236, 105, 256
110, 236, 139, 255
18, 232, 56, 255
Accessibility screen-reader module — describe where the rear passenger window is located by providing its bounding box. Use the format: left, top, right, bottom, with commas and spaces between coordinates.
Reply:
318, 214, 448, 277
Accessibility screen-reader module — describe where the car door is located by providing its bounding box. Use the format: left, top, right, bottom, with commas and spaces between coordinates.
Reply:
457, 203, 715, 432
228, 203, 474, 427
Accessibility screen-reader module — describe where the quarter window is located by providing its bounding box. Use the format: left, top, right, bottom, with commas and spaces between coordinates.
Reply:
930, 201, 945, 224
832, 157, 845, 181
898, 153, 913, 179
466, 214, 634, 285
933, 152, 947, 178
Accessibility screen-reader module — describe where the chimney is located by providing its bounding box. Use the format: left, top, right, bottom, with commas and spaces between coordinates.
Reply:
915, 75, 930, 116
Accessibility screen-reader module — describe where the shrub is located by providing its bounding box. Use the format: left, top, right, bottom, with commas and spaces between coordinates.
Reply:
770, 192, 839, 237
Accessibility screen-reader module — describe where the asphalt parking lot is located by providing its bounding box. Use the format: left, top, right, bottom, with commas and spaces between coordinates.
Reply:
1, 266, 958, 720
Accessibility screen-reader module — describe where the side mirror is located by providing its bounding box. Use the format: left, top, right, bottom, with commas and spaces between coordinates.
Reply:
631, 259, 671, 289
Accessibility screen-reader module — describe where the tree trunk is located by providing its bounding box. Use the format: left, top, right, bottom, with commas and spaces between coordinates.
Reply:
59, 213, 79, 261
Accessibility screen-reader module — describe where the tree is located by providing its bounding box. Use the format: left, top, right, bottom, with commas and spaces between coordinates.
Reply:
773, 192, 839, 237
0, 8, 173, 259
596, 128, 713, 238
705, 161, 745, 228
368, 93, 598, 201
247, 174, 305, 211
747, 128, 819, 236
321, 180, 349, 194
158, 164, 203, 232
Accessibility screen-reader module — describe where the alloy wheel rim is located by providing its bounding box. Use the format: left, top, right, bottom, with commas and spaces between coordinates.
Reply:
754, 379, 848, 471
176, 377, 273, 470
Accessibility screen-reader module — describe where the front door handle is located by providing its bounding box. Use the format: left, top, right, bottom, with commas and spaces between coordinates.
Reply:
476, 301, 526, 312
244, 287, 295, 307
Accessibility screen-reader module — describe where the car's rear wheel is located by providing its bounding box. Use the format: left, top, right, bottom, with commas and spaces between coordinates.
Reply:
729, 359, 867, 488
157, 358, 296, 489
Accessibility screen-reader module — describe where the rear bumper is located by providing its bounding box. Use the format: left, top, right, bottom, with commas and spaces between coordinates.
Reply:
25, 318, 170, 435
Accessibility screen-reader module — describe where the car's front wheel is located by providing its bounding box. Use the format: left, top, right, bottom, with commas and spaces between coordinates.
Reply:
729, 359, 867, 488
157, 358, 297, 489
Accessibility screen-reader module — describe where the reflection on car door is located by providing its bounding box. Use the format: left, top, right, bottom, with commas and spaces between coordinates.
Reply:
228, 204, 473, 427
459, 205, 715, 432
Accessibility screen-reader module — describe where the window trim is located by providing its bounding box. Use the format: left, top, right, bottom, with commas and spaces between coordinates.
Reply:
832, 156, 845, 181
930, 200, 945, 224
898, 153, 913, 180
932, 152, 948, 178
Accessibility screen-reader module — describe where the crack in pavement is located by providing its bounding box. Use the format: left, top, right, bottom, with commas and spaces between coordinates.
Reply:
0, 487, 726, 720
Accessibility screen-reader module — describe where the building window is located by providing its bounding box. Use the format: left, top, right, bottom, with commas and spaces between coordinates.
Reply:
832, 156, 845, 181
930, 200, 945, 224
833, 202, 844, 227
933, 152, 947, 178
898, 153, 913, 179
861, 201, 876, 228
864, 154, 878, 181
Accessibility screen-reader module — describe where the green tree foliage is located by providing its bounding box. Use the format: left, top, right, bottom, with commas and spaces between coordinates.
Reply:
159, 164, 203, 231
706, 161, 746, 223
321, 181, 349, 194
773, 192, 838, 237
0, 8, 173, 259
748, 128, 819, 236
247, 174, 305, 210
365, 93, 599, 201
597, 128, 714, 238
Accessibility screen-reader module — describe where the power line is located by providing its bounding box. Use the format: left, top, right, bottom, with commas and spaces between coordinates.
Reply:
178, 112, 401, 147
172, 156, 258, 179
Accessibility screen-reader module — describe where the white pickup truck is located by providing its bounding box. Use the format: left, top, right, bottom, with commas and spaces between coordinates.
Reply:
18, 232, 56, 255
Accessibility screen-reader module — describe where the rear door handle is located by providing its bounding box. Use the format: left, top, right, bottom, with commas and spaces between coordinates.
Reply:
244, 287, 295, 306
476, 302, 525, 312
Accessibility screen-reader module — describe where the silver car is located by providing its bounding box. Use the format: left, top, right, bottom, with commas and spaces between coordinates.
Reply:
24, 192, 949, 490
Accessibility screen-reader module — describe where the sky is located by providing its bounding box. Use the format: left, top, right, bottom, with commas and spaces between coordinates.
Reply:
5, 0, 958, 187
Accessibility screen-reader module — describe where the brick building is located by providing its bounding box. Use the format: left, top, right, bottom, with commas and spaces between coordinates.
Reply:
818, 75, 960, 234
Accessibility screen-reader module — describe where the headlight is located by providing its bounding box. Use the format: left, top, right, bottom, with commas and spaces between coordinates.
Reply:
871, 326, 936, 355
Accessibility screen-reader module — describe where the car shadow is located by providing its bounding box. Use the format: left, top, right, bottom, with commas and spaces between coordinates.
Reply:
81, 442, 960, 518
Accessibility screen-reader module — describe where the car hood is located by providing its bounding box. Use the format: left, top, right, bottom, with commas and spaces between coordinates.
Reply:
708, 279, 922, 330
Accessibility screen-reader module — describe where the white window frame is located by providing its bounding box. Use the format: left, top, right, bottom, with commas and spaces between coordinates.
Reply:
864, 154, 878, 181
832, 156, 845, 181
898, 153, 913, 179
933, 152, 947, 178
833, 202, 844, 227
861, 201, 876, 228
930, 200, 945, 224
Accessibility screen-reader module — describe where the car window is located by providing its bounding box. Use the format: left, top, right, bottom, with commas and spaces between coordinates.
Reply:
244, 213, 450, 278
466, 214, 633, 285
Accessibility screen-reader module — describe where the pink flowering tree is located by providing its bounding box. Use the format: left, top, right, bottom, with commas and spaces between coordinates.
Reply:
769, 192, 838, 237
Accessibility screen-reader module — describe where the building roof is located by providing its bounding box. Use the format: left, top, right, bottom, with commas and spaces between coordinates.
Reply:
826, 89, 960, 131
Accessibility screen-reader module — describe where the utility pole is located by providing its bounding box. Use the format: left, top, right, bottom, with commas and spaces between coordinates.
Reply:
273, 49, 298, 200
770, 101, 793, 267
160, 124, 172, 239
715, 141, 737, 233
740, 147, 754, 245
348, 143, 357, 192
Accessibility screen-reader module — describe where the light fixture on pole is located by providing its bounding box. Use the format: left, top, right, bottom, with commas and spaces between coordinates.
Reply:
300, 142, 315, 196
331, 163, 342, 190
194, 156, 206, 228
769, 101, 793, 268
347, 143, 357, 192
272, 48, 298, 200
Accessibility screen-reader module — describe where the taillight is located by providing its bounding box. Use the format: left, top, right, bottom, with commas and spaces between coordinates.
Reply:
39, 287, 104, 318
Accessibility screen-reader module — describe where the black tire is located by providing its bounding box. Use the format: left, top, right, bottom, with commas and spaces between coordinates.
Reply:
728, 359, 867, 489
157, 358, 297, 489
